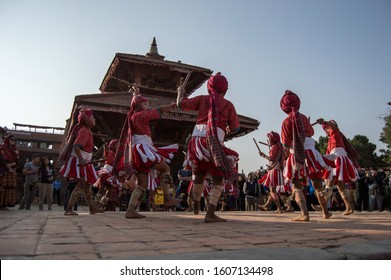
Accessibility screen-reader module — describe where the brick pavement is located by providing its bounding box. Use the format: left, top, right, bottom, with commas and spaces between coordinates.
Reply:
1, 206, 391, 260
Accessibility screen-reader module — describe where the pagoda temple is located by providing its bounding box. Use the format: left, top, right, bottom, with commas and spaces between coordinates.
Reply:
63, 38, 260, 176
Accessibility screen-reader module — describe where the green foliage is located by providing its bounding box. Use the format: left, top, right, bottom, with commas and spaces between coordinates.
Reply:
379, 106, 391, 164
315, 136, 328, 155
350, 135, 378, 168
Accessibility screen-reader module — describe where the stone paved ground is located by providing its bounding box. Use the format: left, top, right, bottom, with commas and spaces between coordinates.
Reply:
1, 206, 391, 260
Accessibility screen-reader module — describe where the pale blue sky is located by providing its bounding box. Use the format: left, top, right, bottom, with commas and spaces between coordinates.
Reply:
1, 0, 390, 173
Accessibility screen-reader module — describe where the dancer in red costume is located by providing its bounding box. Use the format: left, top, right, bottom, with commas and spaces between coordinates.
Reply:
258, 131, 289, 213
94, 139, 124, 211
60, 108, 104, 215
316, 118, 358, 215
0, 133, 19, 210
177, 72, 240, 223
280, 90, 333, 221
112, 86, 178, 218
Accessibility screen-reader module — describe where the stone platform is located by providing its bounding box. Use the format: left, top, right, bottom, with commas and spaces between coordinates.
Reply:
1, 206, 390, 260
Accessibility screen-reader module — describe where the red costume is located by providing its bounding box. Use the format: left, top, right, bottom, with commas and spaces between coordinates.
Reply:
177, 72, 240, 222
0, 134, 19, 207
60, 109, 98, 184
322, 120, 359, 183
259, 132, 285, 190
179, 73, 240, 180
94, 139, 123, 210
113, 94, 178, 176
280, 91, 332, 183
61, 108, 105, 215
113, 91, 179, 219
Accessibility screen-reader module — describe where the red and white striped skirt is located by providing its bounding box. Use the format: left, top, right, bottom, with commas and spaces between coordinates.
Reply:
131, 135, 178, 173
323, 148, 358, 183
284, 137, 333, 183
276, 183, 292, 194
60, 150, 98, 184
260, 167, 284, 189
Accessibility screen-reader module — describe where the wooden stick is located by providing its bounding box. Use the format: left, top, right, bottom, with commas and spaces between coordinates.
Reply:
258, 140, 270, 147
179, 72, 192, 98
253, 138, 262, 153
183, 72, 191, 88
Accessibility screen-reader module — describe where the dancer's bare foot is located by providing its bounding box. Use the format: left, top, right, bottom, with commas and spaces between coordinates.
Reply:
342, 208, 354, 215
323, 212, 332, 219
204, 213, 227, 223
64, 210, 78, 216
274, 209, 284, 214
258, 204, 268, 211
125, 210, 146, 219
292, 214, 310, 222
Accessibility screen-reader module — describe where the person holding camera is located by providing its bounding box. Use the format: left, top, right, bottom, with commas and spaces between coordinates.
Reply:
19, 154, 41, 210
356, 168, 369, 211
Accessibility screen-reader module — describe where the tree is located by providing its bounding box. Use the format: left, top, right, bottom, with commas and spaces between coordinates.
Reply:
379, 102, 391, 164
350, 135, 379, 168
315, 136, 328, 155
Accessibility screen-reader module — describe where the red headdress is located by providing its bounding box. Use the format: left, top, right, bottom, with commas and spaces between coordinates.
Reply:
59, 108, 94, 162
280, 90, 301, 114
77, 109, 94, 128
280, 90, 306, 166
206, 72, 235, 182
207, 72, 228, 95
113, 92, 148, 176
267, 131, 280, 144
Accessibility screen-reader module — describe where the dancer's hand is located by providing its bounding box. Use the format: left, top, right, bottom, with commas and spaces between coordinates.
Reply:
316, 118, 325, 125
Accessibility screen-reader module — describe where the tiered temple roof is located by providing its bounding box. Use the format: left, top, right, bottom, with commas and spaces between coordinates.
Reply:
64, 38, 260, 171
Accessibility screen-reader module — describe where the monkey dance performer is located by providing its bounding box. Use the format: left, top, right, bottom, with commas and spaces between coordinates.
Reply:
94, 139, 124, 211
177, 72, 240, 223
257, 132, 287, 213
60, 108, 105, 215
0, 133, 19, 210
280, 90, 333, 221
316, 118, 359, 215
112, 86, 178, 219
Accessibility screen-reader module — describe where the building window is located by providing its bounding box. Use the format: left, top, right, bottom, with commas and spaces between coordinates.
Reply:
19, 141, 38, 148
39, 142, 53, 149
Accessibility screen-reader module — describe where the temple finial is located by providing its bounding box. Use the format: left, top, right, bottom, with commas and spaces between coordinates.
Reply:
146, 37, 164, 60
